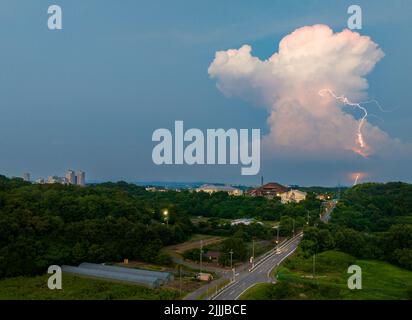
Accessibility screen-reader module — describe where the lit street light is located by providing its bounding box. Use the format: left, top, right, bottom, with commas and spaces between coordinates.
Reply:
276, 226, 279, 244
275, 226, 280, 254
163, 209, 169, 227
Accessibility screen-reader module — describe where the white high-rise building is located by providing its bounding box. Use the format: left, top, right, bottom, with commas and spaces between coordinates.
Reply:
77, 170, 86, 186
66, 170, 76, 185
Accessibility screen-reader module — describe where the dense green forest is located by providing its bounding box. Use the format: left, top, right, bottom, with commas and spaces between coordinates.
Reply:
0, 176, 192, 278
0, 175, 317, 278
300, 182, 412, 270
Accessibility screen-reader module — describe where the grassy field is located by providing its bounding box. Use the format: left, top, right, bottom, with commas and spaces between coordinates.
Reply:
0, 273, 180, 300
240, 251, 412, 300
164, 234, 225, 256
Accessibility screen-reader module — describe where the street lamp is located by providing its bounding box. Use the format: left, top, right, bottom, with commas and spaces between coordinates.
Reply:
252, 239, 255, 268
276, 226, 279, 244
275, 226, 280, 254
163, 209, 169, 227
230, 249, 234, 282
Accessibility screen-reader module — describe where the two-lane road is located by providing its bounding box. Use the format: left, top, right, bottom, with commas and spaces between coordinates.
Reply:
320, 199, 338, 223
212, 233, 303, 300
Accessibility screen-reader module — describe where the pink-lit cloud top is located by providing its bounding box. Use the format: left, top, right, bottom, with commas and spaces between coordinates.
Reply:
208, 24, 403, 160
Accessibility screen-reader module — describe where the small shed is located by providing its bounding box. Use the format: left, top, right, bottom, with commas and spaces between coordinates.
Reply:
205, 251, 221, 261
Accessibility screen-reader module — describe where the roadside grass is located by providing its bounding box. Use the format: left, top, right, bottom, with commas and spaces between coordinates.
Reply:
239, 283, 274, 300
240, 250, 412, 300
0, 273, 180, 300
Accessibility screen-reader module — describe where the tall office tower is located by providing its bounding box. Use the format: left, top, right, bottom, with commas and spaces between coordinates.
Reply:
23, 173, 30, 182
77, 170, 86, 186
66, 170, 76, 185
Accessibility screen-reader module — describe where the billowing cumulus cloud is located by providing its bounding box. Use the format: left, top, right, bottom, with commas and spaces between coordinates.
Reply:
208, 24, 400, 159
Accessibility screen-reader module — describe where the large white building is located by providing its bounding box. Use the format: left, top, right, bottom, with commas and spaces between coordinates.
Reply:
196, 184, 243, 196
280, 189, 307, 204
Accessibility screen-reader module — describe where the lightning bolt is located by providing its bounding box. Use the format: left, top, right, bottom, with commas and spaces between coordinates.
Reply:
353, 173, 360, 186
319, 89, 370, 157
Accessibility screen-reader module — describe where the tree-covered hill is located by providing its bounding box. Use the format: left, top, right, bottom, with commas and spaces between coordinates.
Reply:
301, 182, 412, 271
331, 182, 412, 231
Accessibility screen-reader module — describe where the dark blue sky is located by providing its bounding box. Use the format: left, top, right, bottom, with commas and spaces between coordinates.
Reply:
0, 0, 411, 186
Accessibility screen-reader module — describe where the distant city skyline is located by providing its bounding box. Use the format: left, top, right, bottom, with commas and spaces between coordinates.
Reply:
20, 169, 86, 186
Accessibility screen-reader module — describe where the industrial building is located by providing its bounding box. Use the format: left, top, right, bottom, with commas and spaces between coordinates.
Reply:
62, 263, 173, 288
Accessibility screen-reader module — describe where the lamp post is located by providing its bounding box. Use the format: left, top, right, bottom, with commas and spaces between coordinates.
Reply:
230, 249, 234, 282
252, 239, 255, 269
276, 226, 280, 244
163, 209, 169, 227
313, 252, 316, 282
179, 265, 182, 297
275, 226, 280, 254
276, 227, 279, 244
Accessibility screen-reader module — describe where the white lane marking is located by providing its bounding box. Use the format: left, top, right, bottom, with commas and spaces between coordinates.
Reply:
213, 235, 302, 300
267, 246, 298, 278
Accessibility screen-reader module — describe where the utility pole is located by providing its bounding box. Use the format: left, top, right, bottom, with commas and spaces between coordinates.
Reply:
230, 249, 234, 282
252, 239, 255, 268
276, 227, 279, 244
200, 240, 203, 275
276, 226, 280, 254
313, 253, 316, 282
306, 210, 310, 225
179, 265, 182, 297
292, 219, 295, 237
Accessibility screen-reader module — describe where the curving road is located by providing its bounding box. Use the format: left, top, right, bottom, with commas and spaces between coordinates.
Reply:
212, 233, 303, 300
320, 199, 338, 223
